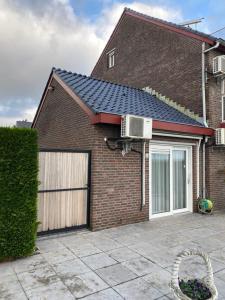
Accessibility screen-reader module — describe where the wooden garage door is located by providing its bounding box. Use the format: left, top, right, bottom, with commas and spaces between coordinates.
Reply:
37, 150, 90, 233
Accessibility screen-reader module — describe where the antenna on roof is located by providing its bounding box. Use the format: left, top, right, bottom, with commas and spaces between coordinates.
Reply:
179, 18, 204, 30
210, 25, 225, 36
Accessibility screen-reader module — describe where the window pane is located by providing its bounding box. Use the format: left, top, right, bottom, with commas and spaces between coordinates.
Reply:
173, 150, 186, 210
152, 152, 170, 214
108, 51, 115, 68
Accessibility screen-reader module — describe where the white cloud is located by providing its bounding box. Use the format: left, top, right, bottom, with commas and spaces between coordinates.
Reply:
0, 0, 183, 125
96, 2, 183, 40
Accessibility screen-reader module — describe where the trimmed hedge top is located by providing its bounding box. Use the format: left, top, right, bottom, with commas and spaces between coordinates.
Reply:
0, 127, 38, 259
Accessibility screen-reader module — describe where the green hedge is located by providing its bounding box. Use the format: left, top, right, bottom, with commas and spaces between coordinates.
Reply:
0, 127, 38, 259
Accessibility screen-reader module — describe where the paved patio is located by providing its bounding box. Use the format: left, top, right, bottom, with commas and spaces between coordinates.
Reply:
1, 213, 225, 299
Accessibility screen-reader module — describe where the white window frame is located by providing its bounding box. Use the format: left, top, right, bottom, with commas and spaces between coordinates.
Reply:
221, 79, 225, 95
107, 49, 115, 68
222, 95, 225, 122
149, 142, 193, 219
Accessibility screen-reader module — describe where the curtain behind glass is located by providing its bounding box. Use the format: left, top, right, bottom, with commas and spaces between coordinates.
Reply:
152, 152, 170, 214
173, 150, 186, 210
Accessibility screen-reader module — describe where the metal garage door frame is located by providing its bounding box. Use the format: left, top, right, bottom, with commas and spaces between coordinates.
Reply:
38, 148, 91, 236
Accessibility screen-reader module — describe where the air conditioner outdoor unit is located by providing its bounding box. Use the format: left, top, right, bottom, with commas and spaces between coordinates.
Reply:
213, 56, 225, 75
121, 115, 152, 139
216, 128, 225, 145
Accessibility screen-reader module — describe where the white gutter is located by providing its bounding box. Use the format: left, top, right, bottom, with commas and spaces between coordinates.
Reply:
201, 41, 219, 198
153, 131, 203, 140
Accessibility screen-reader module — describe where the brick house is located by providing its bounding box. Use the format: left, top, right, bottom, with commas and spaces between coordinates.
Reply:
33, 68, 213, 232
91, 8, 225, 211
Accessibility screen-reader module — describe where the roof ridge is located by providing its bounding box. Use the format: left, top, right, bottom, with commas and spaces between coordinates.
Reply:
53, 67, 144, 92
143, 86, 203, 124
124, 7, 224, 44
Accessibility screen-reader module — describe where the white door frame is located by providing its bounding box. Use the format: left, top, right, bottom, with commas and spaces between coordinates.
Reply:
149, 142, 193, 219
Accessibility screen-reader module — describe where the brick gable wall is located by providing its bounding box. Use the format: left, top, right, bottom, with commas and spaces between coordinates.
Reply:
92, 14, 203, 116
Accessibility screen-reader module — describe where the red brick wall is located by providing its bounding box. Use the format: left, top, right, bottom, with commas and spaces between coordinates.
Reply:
206, 147, 225, 210
92, 13, 225, 211
35, 80, 199, 230
92, 14, 203, 115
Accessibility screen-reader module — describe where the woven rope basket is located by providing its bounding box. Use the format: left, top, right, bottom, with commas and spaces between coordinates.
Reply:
170, 249, 218, 300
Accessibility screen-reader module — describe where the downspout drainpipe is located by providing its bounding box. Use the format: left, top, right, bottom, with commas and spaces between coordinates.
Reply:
201, 41, 220, 198
202, 136, 208, 198
142, 141, 146, 209
202, 139, 206, 198
196, 138, 202, 199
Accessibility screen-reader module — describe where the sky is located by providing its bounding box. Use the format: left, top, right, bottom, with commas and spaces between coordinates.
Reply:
0, 0, 225, 126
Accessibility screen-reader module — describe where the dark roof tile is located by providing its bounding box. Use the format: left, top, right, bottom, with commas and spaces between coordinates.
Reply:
54, 68, 204, 127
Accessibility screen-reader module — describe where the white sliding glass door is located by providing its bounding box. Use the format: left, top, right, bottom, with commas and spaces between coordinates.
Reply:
150, 144, 192, 218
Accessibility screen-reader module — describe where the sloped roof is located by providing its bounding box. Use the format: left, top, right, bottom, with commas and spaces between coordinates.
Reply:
125, 8, 225, 46
54, 68, 203, 127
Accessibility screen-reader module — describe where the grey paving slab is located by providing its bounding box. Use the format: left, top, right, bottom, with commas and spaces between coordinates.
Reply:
52, 258, 91, 278
141, 242, 199, 268
214, 277, 225, 299
194, 236, 225, 252
128, 241, 160, 255
143, 268, 171, 295
37, 238, 66, 253
157, 233, 192, 248
63, 271, 109, 298
96, 263, 137, 286
210, 248, 225, 264
107, 247, 140, 262
59, 235, 90, 248
81, 288, 123, 299
0, 274, 28, 300
114, 277, 163, 300
17, 265, 58, 291
215, 268, 225, 282
181, 227, 217, 239
158, 293, 174, 300
0, 291, 27, 300
81, 253, 117, 270
25, 279, 74, 300
87, 237, 122, 251
0, 261, 15, 280
70, 243, 102, 257
42, 248, 76, 265
12, 254, 49, 274
122, 256, 160, 276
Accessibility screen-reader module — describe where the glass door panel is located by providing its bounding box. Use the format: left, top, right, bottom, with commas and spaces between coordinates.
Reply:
152, 152, 170, 214
172, 150, 187, 210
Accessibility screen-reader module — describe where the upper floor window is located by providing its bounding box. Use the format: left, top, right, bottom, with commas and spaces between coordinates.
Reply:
107, 49, 115, 68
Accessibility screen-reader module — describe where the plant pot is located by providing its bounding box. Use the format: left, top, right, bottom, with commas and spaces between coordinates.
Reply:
170, 249, 218, 300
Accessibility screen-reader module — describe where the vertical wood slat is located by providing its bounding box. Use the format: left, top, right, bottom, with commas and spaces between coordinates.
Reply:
37, 152, 88, 232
